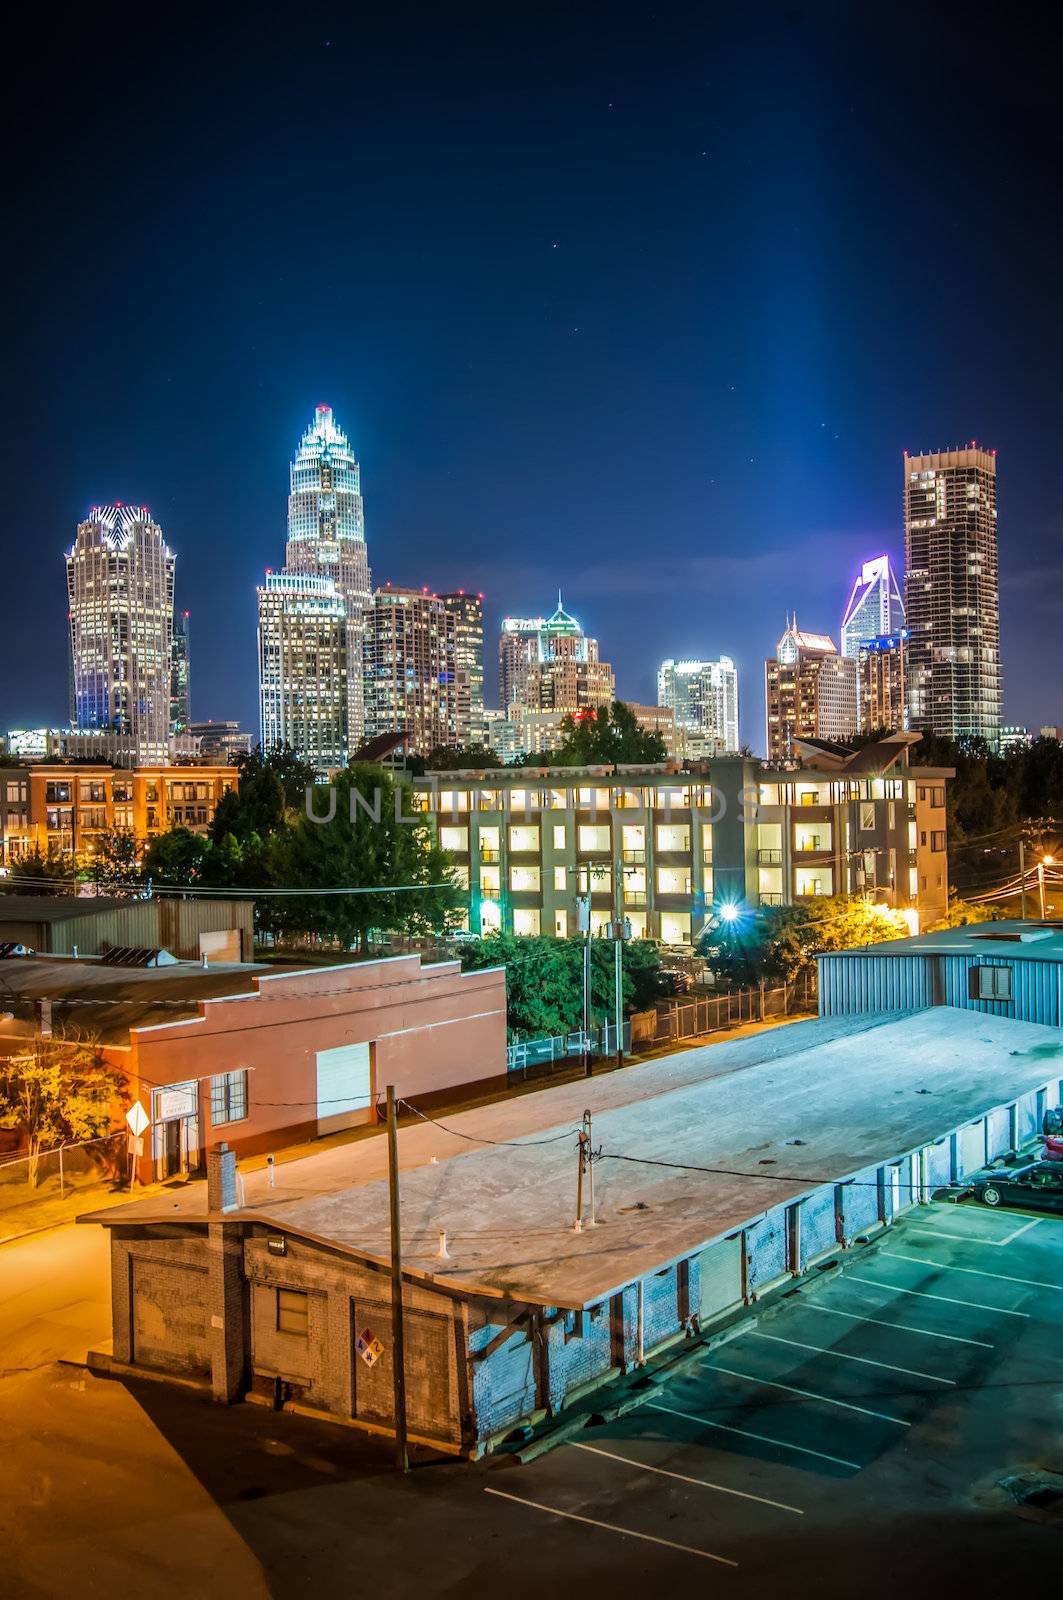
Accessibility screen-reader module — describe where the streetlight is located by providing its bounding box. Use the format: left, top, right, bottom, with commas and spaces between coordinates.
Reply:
1038, 854, 1055, 921
717, 902, 741, 925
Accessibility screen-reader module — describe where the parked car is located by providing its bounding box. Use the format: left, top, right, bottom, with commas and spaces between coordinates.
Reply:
968, 1160, 1063, 1212
1043, 1106, 1063, 1162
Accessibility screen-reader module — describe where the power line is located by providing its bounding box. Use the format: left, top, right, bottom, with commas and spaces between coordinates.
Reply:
595, 1150, 921, 1191
398, 1097, 582, 1148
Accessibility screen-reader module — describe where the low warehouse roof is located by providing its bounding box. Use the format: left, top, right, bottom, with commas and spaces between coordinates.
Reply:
86, 1008, 1063, 1309
820, 918, 1063, 963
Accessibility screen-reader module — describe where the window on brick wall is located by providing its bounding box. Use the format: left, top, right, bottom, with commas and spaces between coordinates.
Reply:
210, 1068, 248, 1125
276, 1287, 309, 1336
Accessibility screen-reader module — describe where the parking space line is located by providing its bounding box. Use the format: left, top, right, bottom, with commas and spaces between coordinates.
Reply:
805, 1301, 993, 1348
702, 1362, 910, 1425
749, 1330, 955, 1385
907, 1216, 1042, 1248
882, 1250, 1062, 1291
997, 1218, 1043, 1246
570, 1441, 803, 1514
483, 1486, 739, 1565
646, 1401, 861, 1470
847, 1274, 1029, 1318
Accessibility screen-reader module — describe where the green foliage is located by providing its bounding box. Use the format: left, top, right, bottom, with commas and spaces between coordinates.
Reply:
2, 845, 77, 894
0, 1031, 123, 1187
141, 827, 212, 887
210, 743, 316, 844
410, 744, 504, 773
699, 895, 912, 986
270, 766, 462, 949
458, 934, 663, 1039
928, 897, 998, 929
541, 701, 668, 768
90, 828, 140, 893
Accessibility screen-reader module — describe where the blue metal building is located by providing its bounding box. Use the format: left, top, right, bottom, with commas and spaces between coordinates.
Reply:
818, 920, 1063, 1028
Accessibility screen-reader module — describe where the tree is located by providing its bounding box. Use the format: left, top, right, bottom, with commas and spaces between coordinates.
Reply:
273, 765, 462, 949
409, 744, 504, 774
699, 895, 911, 987
141, 827, 211, 887
209, 743, 315, 844
90, 827, 140, 894
546, 701, 668, 768
929, 897, 998, 929
0, 1031, 124, 1188
3, 845, 77, 895
458, 934, 663, 1038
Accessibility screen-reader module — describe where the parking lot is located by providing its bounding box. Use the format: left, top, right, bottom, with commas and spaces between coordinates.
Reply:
5, 1196, 1063, 1598
469, 1197, 1063, 1593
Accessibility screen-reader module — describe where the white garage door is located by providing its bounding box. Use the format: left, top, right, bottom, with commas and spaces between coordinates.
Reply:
698, 1235, 743, 1324
316, 1041, 372, 1134
200, 928, 241, 963
958, 1121, 987, 1177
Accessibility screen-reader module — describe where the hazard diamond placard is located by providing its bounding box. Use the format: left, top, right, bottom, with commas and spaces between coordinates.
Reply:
356, 1327, 385, 1366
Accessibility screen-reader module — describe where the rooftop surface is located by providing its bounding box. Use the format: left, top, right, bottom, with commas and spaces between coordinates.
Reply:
0, 956, 263, 1040
0, 895, 136, 923
823, 918, 1063, 962
86, 1007, 1063, 1308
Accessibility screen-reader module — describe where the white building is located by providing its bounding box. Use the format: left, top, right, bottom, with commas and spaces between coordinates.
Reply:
840, 555, 905, 660
283, 406, 372, 747
257, 572, 348, 771
657, 657, 740, 753
66, 505, 175, 765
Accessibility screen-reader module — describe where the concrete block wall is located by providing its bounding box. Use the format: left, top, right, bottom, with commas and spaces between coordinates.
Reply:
745, 1209, 788, 1293
469, 1311, 538, 1439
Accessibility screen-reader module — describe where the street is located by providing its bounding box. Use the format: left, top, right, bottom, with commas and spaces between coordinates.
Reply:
2, 1200, 1062, 1595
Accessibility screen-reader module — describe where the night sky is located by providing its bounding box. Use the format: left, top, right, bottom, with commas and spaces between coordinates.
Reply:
4, 2, 1060, 752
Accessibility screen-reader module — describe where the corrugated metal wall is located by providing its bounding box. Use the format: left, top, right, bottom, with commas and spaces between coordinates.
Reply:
817, 954, 933, 1017
44, 899, 253, 960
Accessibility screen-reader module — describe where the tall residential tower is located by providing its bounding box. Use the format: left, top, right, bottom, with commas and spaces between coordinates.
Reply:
657, 657, 740, 755
904, 446, 1001, 744
67, 504, 176, 764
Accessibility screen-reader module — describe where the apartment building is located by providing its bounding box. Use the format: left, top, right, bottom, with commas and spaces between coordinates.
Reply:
0, 764, 237, 865
413, 734, 951, 945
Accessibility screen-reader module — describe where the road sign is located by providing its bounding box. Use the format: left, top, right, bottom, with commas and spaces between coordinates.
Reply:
356, 1327, 385, 1366
125, 1101, 149, 1139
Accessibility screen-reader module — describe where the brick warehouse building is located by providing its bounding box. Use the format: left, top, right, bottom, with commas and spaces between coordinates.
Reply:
85, 1005, 1063, 1455
1, 953, 506, 1180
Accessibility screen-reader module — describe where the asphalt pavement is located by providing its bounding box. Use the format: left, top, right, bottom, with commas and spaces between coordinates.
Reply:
2, 1198, 1062, 1597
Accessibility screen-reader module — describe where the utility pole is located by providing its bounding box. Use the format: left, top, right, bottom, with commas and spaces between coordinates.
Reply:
581, 864, 593, 1077
1038, 854, 1054, 920
1020, 837, 1027, 921
385, 1085, 408, 1473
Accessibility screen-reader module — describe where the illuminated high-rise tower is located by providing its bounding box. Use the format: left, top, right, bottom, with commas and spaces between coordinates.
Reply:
840, 555, 904, 660
66, 504, 175, 764
904, 446, 1001, 744
284, 405, 372, 745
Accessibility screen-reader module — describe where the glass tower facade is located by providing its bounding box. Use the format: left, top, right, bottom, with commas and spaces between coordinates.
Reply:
67, 504, 176, 764
840, 555, 905, 660
284, 405, 372, 746
904, 446, 1001, 744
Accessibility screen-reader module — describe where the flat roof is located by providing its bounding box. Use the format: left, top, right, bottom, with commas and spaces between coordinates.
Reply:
86, 1007, 1063, 1309
0, 956, 263, 1039
821, 919, 1063, 963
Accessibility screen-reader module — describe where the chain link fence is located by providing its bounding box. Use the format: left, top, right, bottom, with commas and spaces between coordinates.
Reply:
0, 1131, 129, 1238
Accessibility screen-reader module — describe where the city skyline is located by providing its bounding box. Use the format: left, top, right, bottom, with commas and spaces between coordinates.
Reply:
6, 10, 1059, 755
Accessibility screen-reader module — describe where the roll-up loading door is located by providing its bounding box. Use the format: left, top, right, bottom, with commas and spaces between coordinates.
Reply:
316, 1041, 372, 1134
698, 1235, 743, 1324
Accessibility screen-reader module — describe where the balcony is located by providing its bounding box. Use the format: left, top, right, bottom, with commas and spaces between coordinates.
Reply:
623, 890, 648, 908
478, 847, 500, 863
622, 848, 646, 865
757, 847, 782, 865
759, 892, 784, 906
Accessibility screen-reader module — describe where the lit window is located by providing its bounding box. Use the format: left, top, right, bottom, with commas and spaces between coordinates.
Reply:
210, 1069, 248, 1126
276, 1287, 309, 1336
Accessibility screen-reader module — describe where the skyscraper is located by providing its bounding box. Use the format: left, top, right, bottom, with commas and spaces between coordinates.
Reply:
67, 504, 175, 764
170, 610, 191, 734
284, 406, 371, 746
858, 631, 908, 734
439, 591, 485, 746
657, 657, 740, 753
840, 555, 905, 659
904, 445, 1002, 744
498, 597, 615, 716
257, 572, 348, 770
364, 587, 456, 754
765, 620, 857, 761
